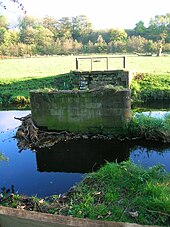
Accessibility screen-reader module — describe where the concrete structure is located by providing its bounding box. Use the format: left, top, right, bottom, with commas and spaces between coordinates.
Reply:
54, 70, 135, 90
0, 206, 154, 227
74, 70, 135, 90
30, 87, 131, 134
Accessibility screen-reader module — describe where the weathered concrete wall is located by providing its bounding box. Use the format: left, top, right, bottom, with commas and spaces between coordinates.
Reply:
73, 70, 135, 89
54, 70, 135, 90
0, 206, 154, 227
54, 73, 79, 90
30, 88, 131, 134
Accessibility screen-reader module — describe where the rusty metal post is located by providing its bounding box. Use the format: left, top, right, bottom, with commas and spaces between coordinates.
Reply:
123, 56, 126, 69
76, 58, 79, 70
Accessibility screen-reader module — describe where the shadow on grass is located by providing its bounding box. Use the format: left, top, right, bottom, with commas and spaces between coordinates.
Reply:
0, 73, 71, 107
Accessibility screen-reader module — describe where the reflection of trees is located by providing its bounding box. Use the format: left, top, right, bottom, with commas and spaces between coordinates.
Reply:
0, 152, 8, 161
131, 146, 165, 159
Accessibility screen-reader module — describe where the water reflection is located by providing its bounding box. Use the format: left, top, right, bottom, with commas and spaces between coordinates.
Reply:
0, 110, 170, 198
130, 140, 170, 172
36, 139, 130, 173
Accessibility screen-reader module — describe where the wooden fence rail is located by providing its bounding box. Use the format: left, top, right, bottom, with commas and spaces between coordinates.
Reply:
75, 56, 126, 70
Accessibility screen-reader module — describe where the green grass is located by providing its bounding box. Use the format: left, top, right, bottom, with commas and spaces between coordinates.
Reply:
63, 161, 170, 226
131, 73, 170, 103
126, 55, 170, 75
0, 55, 170, 79
0, 56, 75, 79
128, 113, 170, 142
0, 55, 170, 106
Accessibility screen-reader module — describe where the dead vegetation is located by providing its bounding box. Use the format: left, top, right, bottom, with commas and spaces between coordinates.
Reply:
14, 114, 110, 151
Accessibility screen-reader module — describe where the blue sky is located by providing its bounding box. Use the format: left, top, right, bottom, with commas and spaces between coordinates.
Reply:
1, 0, 170, 29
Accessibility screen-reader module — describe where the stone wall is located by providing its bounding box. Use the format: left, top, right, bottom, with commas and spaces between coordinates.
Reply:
54, 73, 79, 90
74, 70, 135, 90
54, 70, 135, 90
30, 87, 131, 135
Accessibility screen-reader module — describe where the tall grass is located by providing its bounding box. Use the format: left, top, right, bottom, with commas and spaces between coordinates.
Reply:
128, 113, 170, 142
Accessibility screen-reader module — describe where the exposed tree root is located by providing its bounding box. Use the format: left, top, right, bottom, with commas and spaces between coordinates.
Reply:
14, 114, 170, 152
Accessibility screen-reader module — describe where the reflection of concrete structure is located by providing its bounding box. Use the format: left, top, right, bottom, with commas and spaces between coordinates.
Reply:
30, 87, 131, 134
36, 139, 130, 173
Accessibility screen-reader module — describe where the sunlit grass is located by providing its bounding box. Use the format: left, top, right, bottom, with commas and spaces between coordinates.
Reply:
0, 55, 170, 80
0, 56, 75, 79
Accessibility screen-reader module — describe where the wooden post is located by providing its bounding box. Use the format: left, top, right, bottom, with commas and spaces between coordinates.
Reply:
76, 58, 78, 70
91, 57, 93, 71
123, 56, 126, 69
106, 57, 109, 70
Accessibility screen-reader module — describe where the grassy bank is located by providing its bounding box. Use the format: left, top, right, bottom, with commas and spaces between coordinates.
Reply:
0, 161, 169, 226
0, 55, 170, 106
127, 113, 170, 142
131, 73, 170, 104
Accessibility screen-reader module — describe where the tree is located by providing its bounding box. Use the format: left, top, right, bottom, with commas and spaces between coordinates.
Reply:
94, 35, 107, 53
134, 21, 146, 37
42, 16, 58, 41
34, 26, 54, 54
147, 14, 170, 56
19, 16, 41, 45
19, 15, 40, 30
109, 28, 127, 42
148, 14, 170, 41
108, 40, 126, 53
56, 17, 72, 41
143, 40, 155, 54
72, 15, 92, 40
0, 15, 8, 28
0, 27, 7, 44
126, 36, 147, 53
85, 40, 95, 53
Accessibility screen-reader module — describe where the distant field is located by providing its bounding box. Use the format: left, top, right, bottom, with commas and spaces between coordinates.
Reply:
0, 55, 170, 80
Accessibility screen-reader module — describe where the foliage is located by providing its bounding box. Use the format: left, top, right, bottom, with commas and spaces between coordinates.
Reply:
131, 73, 170, 103
128, 113, 170, 142
0, 12, 170, 56
126, 36, 147, 53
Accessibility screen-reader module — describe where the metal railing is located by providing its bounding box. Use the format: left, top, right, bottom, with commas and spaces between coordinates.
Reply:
75, 56, 126, 71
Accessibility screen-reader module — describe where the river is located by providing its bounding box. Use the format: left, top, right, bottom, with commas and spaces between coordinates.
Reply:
0, 109, 170, 198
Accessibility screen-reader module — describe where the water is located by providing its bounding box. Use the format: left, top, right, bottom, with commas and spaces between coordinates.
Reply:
0, 110, 170, 198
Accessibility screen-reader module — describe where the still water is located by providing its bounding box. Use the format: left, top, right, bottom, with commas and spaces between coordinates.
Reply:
0, 110, 170, 198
